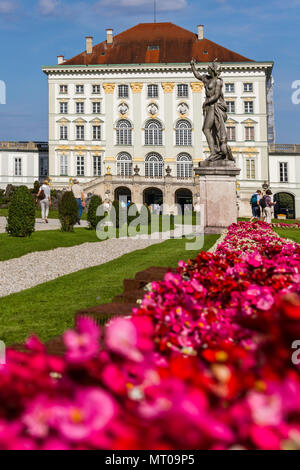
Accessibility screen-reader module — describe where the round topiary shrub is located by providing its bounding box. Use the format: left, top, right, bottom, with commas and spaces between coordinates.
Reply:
58, 191, 78, 232
87, 195, 104, 229
6, 186, 35, 237
127, 202, 140, 225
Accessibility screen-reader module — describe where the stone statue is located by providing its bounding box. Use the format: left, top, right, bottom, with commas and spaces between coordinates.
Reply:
191, 58, 234, 163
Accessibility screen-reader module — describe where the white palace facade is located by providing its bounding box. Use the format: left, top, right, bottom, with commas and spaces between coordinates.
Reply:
42, 22, 275, 216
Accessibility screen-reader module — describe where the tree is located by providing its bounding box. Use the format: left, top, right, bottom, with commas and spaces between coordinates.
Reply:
6, 186, 35, 237
58, 191, 78, 232
87, 195, 104, 229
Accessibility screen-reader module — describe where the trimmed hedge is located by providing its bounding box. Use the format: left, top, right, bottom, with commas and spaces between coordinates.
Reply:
6, 186, 35, 237
87, 195, 104, 229
58, 191, 78, 232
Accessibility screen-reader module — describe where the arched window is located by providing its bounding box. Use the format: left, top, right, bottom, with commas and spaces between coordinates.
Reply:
117, 152, 132, 177
116, 120, 132, 145
145, 153, 164, 178
176, 120, 192, 146
177, 153, 193, 179
145, 120, 163, 146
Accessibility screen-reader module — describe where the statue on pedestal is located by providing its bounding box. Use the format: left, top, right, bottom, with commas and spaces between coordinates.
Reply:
191, 58, 234, 163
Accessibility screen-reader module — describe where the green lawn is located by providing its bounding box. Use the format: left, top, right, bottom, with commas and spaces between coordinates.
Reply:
274, 228, 300, 244
0, 208, 88, 220
0, 235, 219, 346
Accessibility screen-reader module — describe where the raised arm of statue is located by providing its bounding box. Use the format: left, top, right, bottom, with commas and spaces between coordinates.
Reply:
190, 58, 204, 82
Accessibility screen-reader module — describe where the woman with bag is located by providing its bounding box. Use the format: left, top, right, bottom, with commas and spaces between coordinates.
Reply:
37, 180, 51, 224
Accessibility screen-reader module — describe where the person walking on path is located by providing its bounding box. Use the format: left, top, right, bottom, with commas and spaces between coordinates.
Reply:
250, 190, 262, 222
263, 189, 276, 224
37, 180, 51, 224
72, 180, 85, 225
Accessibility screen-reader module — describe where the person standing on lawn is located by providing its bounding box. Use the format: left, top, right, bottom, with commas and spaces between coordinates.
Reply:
250, 190, 262, 222
72, 179, 85, 225
37, 180, 51, 224
263, 189, 276, 224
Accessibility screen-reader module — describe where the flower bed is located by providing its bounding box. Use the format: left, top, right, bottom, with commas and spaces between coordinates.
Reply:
272, 222, 300, 230
1, 222, 300, 450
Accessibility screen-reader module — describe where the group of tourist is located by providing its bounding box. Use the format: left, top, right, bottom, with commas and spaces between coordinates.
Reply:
250, 189, 276, 224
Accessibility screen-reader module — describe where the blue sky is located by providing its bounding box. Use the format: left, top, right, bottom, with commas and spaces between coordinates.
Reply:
0, 0, 299, 142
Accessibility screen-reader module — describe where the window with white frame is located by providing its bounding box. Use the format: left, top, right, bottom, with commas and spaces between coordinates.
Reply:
148, 84, 159, 98
93, 156, 102, 177
245, 126, 255, 141
176, 120, 192, 146
14, 158, 22, 176
93, 102, 101, 114
76, 156, 85, 176
177, 84, 189, 98
60, 126, 68, 140
244, 83, 253, 93
76, 102, 84, 114
145, 153, 163, 178
60, 85, 68, 94
93, 125, 101, 141
225, 83, 235, 93
76, 85, 84, 94
244, 101, 254, 114
177, 153, 193, 179
76, 125, 84, 140
117, 152, 132, 177
60, 102, 68, 114
116, 120, 132, 145
246, 158, 256, 180
118, 85, 129, 99
60, 154, 68, 176
92, 85, 101, 94
226, 101, 235, 113
226, 126, 236, 141
279, 162, 288, 183
145, 120, 163, 146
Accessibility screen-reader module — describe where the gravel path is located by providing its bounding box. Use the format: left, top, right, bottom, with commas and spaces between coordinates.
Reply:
0, 217, 88, 233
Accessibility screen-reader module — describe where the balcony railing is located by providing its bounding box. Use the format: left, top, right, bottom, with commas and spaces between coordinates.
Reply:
269, 144, 300, 154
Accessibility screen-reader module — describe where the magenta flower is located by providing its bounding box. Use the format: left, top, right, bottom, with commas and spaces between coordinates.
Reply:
64, 317, 100, 363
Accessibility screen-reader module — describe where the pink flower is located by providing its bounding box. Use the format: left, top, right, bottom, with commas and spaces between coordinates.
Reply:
64, 317, 100, 363
257, 293, 274, 311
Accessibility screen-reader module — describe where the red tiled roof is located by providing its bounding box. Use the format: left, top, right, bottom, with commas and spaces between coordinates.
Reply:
62, 22, 252, 66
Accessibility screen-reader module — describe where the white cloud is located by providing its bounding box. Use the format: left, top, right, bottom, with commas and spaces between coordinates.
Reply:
0, 1, 18, 14
38, 0, 60, 16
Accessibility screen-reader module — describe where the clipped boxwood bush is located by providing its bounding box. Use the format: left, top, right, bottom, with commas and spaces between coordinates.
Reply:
87, 195, 104, 229
58, 191, 78, 232
127, 202, 140, 225
6, 186, 35, 237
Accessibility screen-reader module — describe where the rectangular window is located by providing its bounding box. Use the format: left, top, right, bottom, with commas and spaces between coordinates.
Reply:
245, 101, 254, 114
226, 101, 235, 113
60, 154, 68, 176
226, 126, 236, 141
76, 125, 84, 140
244, 83, 253, 92
246, 158, 256, 180
92, 102, 101, 114
76, 102, 84, 114
60, 102, 68, 114
93, 125, 101, 140
148, 84, 159, 98
92, 85, 101, 94
279, 162, 288, 183
60, 85, 68, 94
60, 126, 68, 140
93, 156, 102, 177
177, 84, 189, 98
225, 83, 235, 93
76, 156, 85, 176
76, 85, 84, 94
118, 85, 129, 99
245, 126, 255, 141
14, 158, 22, 176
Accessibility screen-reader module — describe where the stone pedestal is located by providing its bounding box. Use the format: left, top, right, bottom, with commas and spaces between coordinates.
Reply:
195, 160, 241, 232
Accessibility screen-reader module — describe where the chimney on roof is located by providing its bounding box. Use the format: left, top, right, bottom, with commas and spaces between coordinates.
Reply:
86, 36, 93, 54
106, 28, 113, 45
198, 25, 204, 40
57, 55, 65, 65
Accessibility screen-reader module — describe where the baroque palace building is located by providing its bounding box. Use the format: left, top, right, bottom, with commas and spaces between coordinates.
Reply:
42, 22, 274, 216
